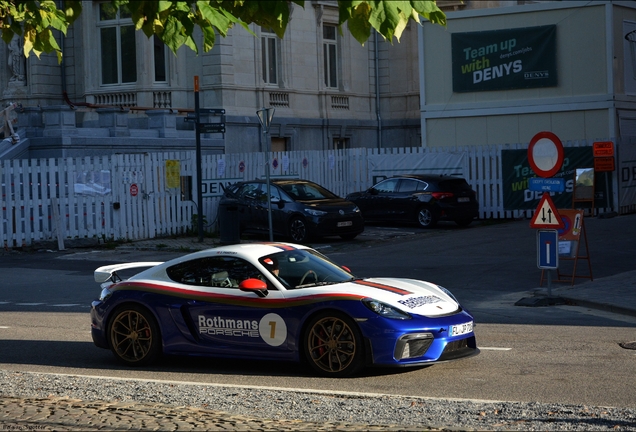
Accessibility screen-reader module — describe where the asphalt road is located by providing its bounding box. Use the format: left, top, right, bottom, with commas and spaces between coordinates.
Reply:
1, 214, 635, 408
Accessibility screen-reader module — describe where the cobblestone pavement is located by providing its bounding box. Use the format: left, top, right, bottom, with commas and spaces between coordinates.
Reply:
0, 396, 431, 431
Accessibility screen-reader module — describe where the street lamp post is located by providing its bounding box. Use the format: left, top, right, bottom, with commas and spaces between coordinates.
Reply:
256, 107, 275, 241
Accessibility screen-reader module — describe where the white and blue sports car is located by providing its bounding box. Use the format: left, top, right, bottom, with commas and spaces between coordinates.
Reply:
91, 242, 478, 377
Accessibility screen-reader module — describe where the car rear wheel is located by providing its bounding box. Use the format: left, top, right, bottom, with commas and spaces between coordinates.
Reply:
303, 312, 365, 377
416, 206, 438, 228
289, 217, 309, 243
108, 304, 161, 366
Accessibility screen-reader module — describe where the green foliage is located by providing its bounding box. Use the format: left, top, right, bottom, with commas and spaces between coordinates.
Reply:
0, 0, 445, 62
0, 0, 82, 62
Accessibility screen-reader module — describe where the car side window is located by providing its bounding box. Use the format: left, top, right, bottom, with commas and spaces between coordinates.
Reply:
398, 179, 419, 193
166, 256, 273, 289
374, 178, 399, 193
415, 180, 429, 191
238, 183, 262, 200
266, 185, 282, 201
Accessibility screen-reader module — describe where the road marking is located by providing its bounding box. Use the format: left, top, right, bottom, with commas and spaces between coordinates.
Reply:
0, 326, 9, 329
51, 304, 81, 307
16, 370, 509, 405
479, 347, 512, 351
15, 303, 45, 306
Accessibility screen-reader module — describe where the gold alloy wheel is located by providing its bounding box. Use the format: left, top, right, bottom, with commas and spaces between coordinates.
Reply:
307, 316, 357, 374
110, 309, 154, 363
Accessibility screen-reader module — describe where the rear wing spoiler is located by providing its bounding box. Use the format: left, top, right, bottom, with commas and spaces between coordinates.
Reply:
94, 262, 164, 283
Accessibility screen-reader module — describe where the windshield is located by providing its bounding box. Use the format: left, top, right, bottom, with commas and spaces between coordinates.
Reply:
259, 249, 355, 289
279, 182, 338, 201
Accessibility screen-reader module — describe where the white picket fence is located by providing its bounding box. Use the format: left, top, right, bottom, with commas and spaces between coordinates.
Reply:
0, 141, 612, 247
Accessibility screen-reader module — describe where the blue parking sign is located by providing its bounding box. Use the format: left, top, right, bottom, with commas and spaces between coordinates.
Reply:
537, 229, 559, 269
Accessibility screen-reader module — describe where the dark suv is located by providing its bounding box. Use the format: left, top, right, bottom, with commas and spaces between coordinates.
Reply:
219, 179, 364, 243
346, 174, 479, 228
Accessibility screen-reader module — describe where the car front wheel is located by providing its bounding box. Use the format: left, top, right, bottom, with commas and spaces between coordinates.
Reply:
108, 304, 161, 366
288, 217, 309, 243
416, 206, 438, 228
303, 312, 365, 377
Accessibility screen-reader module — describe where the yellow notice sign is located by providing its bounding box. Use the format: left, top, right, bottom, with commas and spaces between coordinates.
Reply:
166, 160, 180, 188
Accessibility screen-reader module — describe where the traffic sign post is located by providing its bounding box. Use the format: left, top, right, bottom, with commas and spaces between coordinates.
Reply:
520, 132, 567, 307
529, 192, 564, 229
537, 229, 558, 270
537, 229, 559, 298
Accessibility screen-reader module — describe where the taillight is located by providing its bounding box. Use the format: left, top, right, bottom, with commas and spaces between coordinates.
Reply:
431, 192, 454, 200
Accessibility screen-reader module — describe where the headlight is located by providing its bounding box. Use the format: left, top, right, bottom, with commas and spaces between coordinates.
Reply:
99, 287, 112, 301
363, 299, 411, 320
305, 208, 327, 216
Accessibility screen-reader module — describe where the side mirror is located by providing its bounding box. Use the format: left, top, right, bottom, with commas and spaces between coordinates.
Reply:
239, 278, 269, 297
369, 188, 379, 195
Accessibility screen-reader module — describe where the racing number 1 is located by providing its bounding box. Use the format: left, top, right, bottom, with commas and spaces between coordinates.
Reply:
269, 321, 276, 339
259, 313, 287, 347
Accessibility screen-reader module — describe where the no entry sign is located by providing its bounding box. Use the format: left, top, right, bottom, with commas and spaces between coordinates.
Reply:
527, 131, 564, 178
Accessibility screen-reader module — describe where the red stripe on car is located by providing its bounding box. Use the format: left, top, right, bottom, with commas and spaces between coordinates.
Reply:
353, 280, 412, 295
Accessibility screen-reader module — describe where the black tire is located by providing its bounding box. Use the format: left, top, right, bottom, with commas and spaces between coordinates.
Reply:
416, 206, 438, 228
108, 304, 161, 366
288, 217, 309, 243
303, 311, 365, 377
455, 217, 474, 227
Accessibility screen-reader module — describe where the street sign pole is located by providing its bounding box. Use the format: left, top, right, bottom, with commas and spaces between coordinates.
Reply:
194, 76, 204, 243
257, 107, 275, 242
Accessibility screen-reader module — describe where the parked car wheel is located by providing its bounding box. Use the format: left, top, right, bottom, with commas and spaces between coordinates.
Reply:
108, 304, 161, 366
303, 312, 365, 377
416, 206, 438, 228
289, 217, 309, 243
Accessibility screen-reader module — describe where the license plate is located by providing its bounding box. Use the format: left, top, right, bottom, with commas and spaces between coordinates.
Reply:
337, 221, 353, 227
458, 197, 470, 203
450, 321, 473, 337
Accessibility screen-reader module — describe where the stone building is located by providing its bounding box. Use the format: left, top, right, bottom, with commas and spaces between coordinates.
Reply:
0, 1, 433, 159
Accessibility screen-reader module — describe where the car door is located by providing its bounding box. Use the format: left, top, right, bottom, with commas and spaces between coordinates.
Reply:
236, 182, 267, 232
364, 178, 400, 219
394, 178, 426, 221
169, 256, 295, 358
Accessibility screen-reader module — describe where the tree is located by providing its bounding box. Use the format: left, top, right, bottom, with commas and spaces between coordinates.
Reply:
0, 0, 446, 63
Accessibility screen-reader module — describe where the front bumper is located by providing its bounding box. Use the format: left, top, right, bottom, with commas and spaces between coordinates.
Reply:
360, 310, 479, 367
310, 213, 365, 237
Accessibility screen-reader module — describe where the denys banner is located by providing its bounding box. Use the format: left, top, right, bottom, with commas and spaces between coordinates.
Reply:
502, 147, 612, 210
451, 25, 557, 93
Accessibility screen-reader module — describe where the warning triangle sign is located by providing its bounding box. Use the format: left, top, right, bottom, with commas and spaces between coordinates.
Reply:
529, 192, 564, 229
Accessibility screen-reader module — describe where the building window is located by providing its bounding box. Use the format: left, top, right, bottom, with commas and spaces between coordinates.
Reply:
261, 27, 279, 85
323, 24, 338, 88
333, 138, 349, 150
153, 35, 167, 82
271, 137, 288, 152
98, 3, 137, 85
